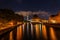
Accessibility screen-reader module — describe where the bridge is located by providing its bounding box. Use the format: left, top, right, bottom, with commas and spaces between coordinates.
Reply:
0, 21, 60, 40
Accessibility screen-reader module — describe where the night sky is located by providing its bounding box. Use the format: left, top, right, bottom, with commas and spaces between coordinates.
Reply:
0, 0, 60, 12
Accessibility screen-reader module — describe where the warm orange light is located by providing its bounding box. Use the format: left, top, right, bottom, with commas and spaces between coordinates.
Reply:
54, 16, 60, 23
50, 27, 57, 40
50, 19, 56, 23
42, 25, 47, 40
7, 22, 14, 26
17, 22, 23, 25
35, 19, 40, 22
31, 18, 41, 23
10, 31, 13, 40
42, 20, 48, 23
17, 25, 23, 40
35, 24, 40, 38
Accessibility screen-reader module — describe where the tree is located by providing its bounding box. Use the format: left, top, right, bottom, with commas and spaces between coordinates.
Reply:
0, 9, 24, 25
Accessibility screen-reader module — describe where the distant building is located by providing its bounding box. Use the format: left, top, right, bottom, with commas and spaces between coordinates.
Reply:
42, 19, 48, 23
30, 15, 42, 23
49, 11, 60, 23
29, 14, 48, 23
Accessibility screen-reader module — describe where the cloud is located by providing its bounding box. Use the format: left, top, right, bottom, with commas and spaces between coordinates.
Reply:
15, 11, 51, 16
15, 11, 32, 16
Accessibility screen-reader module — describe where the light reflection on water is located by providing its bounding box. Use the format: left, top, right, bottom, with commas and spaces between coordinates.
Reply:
42, 25, 47, 40
9, 22, 57, 40
10, 31, 13, 40
50, 27, 57, 40
35, 24, 40, 39
17, 25, 23, 40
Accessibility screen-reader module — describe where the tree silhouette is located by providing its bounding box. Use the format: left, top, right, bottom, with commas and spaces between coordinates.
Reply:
0, 9, 24, 23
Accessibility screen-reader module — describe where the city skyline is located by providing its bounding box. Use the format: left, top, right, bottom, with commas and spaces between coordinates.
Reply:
15, 10, 58, 20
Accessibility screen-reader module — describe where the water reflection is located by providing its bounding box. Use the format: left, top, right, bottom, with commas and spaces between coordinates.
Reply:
50, 27, 57, 40
35, 24, 40, 39
17, 25, 23, 40
42, 25, 47, 40
9, 22, 57, 40
10, 31, 13, 40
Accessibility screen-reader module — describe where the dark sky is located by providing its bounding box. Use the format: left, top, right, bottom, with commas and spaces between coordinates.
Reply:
0, 0, 60, 12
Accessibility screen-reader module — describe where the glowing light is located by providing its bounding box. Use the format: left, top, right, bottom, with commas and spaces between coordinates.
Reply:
23, 23, 26, 34
50, 27, 57, 40
31, 23, 34, 36
17, 25, 23, 40
27, 22, 29, 36
10, 31, 13, 40
42, 20, 48, 23
35, 19, 40, 22
17, 22, 23, 25
42, 25, 47, 40
35, 24, 40, 38
31, 18, 41, 23
50, 20, 56, 23
7, 21, 14, 26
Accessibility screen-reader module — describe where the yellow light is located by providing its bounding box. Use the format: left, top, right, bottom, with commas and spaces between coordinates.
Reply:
8, 22, 14, 26
17, 22, 23, 24
35, 19, 40, 22
17, 25, 23, 40
50, 20, 56, 23
35, 24, 40, 38
31, 18, 41, 22
50, 27, 57, 40
42, 25, 47, 39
